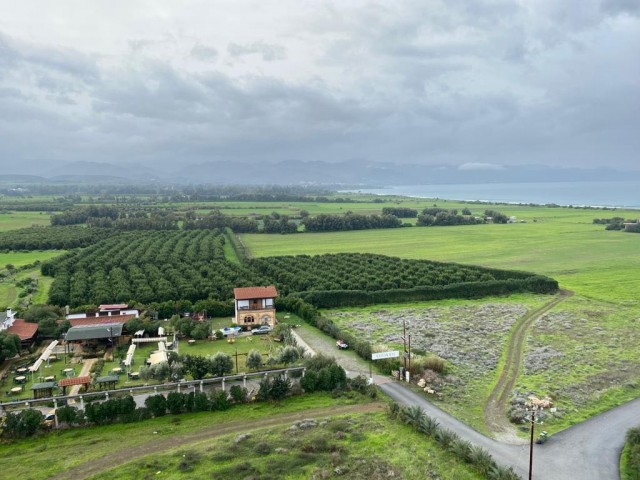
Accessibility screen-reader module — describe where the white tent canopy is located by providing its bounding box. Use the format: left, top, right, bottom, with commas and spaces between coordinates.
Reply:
132, 337, 167, 344
29, 340, 59, 372
123, 344, 136, 367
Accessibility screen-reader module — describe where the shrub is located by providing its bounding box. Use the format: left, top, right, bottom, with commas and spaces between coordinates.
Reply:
145, 394, 167, 417
424, 355, 446, 374
210, 390, 230, 411
167, 392, 187, 415
229, 385, 248, 403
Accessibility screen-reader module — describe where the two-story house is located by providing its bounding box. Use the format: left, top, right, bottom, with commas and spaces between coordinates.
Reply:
233, 286, 278, 329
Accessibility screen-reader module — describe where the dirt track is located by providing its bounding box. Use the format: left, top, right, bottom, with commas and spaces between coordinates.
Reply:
483, 289, 573, 440
51, 402, 384, 480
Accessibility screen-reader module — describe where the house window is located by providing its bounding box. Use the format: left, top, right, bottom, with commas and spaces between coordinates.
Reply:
265, 298, 274, 307
238, 300, 249, 310
244, 315, 255, 323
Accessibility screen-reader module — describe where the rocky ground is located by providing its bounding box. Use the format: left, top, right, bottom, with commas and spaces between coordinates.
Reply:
332, 303, 528, 377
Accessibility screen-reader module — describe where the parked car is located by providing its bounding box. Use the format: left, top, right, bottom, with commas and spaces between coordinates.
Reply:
42, 410, 56, 429
219, 326, 242, 337
251, 325, 272, 335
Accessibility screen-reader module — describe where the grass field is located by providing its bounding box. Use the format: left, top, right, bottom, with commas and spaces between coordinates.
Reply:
0, 394, 481, 480
0, 251, 63, 309
0, 211, 52, 231
242, 203, 640, 433
242, 208, 640, 302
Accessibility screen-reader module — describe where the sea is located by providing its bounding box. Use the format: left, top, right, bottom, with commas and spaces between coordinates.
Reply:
349, 181, 640, 209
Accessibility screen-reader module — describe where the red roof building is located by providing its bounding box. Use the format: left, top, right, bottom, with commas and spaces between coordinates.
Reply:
233, 286, 278, 300
58, 376, 92, 387
7, 319, 38, 342
99, 304, 129, 311
233, 285, 278, 329
69, 314, 134, 328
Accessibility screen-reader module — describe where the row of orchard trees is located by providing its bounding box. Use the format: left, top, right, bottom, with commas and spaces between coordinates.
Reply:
0, 226, 109, 251
302, 213, 402, 232
248, 253, 518, 296
43, 230, 269, 307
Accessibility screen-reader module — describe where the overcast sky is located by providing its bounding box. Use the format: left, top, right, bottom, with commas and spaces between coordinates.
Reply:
0, 0, 638, 173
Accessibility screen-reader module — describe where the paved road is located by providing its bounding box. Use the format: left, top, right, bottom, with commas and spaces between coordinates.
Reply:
295, 325, 635, 479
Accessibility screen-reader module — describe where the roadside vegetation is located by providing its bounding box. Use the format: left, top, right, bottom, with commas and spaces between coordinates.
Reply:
622, 426, 640, 480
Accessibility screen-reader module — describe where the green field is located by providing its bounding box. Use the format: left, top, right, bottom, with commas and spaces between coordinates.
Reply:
0, 251, 63, 309
242, 203, 640, 433
0, 211, 52, 231
0, 394, 481, 480
242, 207, 640, 302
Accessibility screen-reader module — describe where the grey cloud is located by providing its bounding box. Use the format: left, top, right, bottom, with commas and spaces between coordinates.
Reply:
227, 42, 286, 61
190, 44, 219, 61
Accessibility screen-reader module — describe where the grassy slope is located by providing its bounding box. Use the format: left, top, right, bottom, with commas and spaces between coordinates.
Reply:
0, 395, 480, 480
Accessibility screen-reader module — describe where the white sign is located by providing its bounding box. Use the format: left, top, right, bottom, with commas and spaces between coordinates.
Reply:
371, 350, 400, 360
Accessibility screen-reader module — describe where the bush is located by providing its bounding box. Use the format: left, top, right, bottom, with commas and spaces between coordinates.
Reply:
210, 390, 230, 411
145, 394, 167, 417
424, 355, 446, 374
229, 385, 248, 403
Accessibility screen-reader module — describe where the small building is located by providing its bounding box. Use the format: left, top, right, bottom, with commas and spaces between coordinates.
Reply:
6, 319, 39, 348
31, 381, 56, 399
233, 286, 278, 329
65, 323, 124, 346
58, 376, 91, 395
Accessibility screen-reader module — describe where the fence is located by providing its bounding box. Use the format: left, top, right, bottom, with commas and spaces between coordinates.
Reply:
0, 366, 305, 412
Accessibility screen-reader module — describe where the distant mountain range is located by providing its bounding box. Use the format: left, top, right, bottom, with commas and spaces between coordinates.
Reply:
0, 160, 637, 186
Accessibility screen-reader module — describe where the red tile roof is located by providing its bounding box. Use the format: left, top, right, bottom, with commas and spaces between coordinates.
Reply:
99, 304, 129, 310
69, 314, 134, 327
58, 376, 92, 387
234, 285, 278, 300
6, 319, 38, 341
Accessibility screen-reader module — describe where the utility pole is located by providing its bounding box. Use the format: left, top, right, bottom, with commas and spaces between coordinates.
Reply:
402, 319, 407, 374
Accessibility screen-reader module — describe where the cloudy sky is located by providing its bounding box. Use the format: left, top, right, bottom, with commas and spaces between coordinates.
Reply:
0, 0, 638, 174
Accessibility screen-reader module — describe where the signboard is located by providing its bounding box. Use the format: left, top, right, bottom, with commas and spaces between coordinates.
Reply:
371, 350, 400, 360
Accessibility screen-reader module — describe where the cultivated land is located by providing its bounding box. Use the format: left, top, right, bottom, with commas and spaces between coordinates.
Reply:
0, 211, 52, 231
1, 192, 639, 470
242, 201, 640, 435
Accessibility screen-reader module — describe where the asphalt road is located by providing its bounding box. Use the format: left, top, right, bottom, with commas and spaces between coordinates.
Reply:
380, 380, 636, 479
292, 326, 633, 480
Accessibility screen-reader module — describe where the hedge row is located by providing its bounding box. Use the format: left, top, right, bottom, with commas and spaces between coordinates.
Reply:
291, 276, 559, 308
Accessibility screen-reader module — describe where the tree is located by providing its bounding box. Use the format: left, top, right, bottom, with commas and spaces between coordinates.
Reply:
278, 346, 300, 366
2, 409, 43, 438
184, 355, 210, 380
246, 350, 263, 370
145, 394, 167, 417
0, 331, 20, 362
209, 352, 233, 377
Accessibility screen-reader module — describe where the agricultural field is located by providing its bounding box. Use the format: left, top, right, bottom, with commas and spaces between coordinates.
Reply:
0, 211, 52, 231
0, 251, 64, 309
0, 394, 481, 480
243, 202, 640, 433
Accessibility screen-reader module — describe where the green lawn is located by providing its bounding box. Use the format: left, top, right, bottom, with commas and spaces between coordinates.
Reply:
93, 411, 482, 480
0, 394, 380, 480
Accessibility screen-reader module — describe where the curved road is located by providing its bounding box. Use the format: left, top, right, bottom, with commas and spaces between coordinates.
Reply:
295, 322, 635, 479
